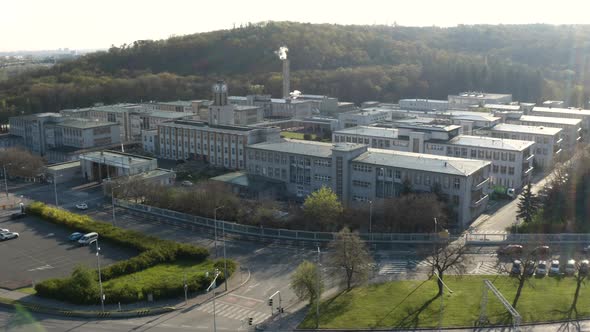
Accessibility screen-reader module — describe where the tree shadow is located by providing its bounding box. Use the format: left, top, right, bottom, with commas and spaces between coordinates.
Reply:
373, 278, 432, 328
556, 320, 582, 332
394, 293, 439, 329
471, 311, 513, 331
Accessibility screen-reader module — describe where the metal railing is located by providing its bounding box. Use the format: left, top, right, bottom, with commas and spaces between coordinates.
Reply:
466, 232, 590, 245
114, 199, 456, 244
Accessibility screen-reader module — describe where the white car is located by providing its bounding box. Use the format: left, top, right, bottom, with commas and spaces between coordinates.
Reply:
549, 260, 560, 275
75, 203, 88, 210
0, 232, 19, 241
536, 260, 548, 276
565, 259, 576, 276
0, 228, 9, 233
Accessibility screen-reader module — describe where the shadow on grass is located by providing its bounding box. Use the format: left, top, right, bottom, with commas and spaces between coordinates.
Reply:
316, 290, 352, 326
371, 278, 432, 329
472, 311, 513, 331
394, 293, 439, 329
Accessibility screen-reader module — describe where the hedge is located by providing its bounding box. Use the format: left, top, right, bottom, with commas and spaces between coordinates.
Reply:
27, 202, 234, 304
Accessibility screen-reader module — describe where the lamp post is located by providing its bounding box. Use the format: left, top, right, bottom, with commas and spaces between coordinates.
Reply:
95, 239, 105, 312
52, 174, 63, 207
222, 212, 228, 291
109, 181, 121, 226
368, 200, 373, 239
214, 206, 224, 259
2, 164, 9, 199
207, 269, 221, 332
316, 246, 321, 329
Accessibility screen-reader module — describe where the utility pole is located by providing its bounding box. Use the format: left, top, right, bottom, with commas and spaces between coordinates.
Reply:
95, 240, 105, 312
207, 269, 221, 332
53, 176, 59, 207
214, 206, 224, 259
223, 215, 228, 291
3, 164, 8, 199
316, 246, 321, 329
369, 200, 373, 241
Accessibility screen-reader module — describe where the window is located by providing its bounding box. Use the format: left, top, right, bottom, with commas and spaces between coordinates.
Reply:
500, 166, 507, 174
478, 150, 484, 158
509, 153, 515, 162
501, 152, 507, 161
493, 151, 499, 160
508, 167, 515, 175
485, 150, 492, 159
281, 169, 287, 179
425, 175, 431, 185
452, 195, 460, 205
415, 174, 422, 184
470, 149, 477, 158
453, 178, 460, 189
314, 174, 332, 182
493, 165, 499, 173
352, 180, 371, 188
395, 170, 401, 179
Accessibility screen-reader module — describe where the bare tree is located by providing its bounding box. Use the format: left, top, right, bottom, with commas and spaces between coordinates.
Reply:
0, 148, 44, 178
327, 227, 374, 291
567, 261, 588, 318
423, 240, 468, 296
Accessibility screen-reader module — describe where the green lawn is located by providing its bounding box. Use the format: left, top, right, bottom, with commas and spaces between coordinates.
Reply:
281, 131, 315, 140
16, 287, 37, 295
299, 276, 590, 329
103, 259, 216, 291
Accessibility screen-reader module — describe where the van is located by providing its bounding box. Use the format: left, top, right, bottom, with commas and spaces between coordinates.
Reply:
78, 232, 98, 246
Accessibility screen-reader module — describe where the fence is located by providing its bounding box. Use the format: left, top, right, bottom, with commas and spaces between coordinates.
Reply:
466, 232, 590, 245
114, 199, 455, 245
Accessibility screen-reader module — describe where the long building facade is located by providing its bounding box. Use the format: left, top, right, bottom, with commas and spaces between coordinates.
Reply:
245, 139, 491, 228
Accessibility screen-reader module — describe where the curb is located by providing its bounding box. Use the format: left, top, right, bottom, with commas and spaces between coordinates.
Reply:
0, 296, 176, 319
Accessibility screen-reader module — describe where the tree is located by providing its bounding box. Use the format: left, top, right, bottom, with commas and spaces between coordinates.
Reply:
567, 261, 588, 318
290, 260, 323, 305
500, 245, 540, 309
0, 148, 44, 178
424, 241, 468, 296
327, 227, 373, 290
516, 183, 540, 223
303, 187, 343, 229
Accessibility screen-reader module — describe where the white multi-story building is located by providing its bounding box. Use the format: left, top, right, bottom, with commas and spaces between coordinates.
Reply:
517, 115, 582, 151
399, 99, 449, 112
448, 92, 512, 109
334, 124, 534, 191
151, 120, 280, 170
490, 124, 563, 169
246, 139, 491, 228
338, 108, 392, 129
529, 106, 590, 133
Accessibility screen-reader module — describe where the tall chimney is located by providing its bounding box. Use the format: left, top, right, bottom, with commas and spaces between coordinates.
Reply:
282, 59, 290, 99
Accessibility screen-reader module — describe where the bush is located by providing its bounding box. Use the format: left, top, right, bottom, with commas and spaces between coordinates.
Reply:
28, 202, 219, 304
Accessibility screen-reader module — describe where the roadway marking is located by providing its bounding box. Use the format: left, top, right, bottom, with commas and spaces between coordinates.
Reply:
27, 264, 53, 272
224, 293, 264, 303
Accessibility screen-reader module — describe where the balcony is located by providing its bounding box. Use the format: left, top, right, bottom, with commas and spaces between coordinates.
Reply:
525, 154, 534, 162
556, 138, 563, 145
471, 194, 489, 208
472, 177, 489, 191
523, 166, 534, 176
554, 148, 562, 156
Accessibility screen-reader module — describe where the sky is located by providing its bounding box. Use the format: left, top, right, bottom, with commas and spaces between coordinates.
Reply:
2, 0, 589, 52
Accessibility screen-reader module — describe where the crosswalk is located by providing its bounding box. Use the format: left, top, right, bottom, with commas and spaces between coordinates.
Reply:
468, 261, 502, 275
197, 301, 270, 324
378, 259, 430, 275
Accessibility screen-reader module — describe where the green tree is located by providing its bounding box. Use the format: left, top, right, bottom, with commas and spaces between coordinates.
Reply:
516, 183, 540, 223
303, 187, 343, 228
327, 227, 373, 290
290, 260, 323, 305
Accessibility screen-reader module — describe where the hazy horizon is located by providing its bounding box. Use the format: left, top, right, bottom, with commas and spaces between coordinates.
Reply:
2, 0, 589, 52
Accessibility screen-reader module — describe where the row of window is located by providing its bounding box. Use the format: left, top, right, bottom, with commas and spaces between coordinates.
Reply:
314, 174, 331, 182
352, 164, 373, 172
162, 127, 241, 142
492, 165, 515, 175
445, 146, 517, 162
352, 180, 371, 188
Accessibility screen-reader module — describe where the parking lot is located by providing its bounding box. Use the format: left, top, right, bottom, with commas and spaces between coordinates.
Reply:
0, 209, 136, 290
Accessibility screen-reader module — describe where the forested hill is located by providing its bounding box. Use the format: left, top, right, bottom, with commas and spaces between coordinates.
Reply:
2, 22, 590, 122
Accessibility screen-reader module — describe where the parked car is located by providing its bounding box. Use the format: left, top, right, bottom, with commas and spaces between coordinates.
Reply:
511, 260, 522, 275
565, 259, 576, 276
78, 232, 98, 246
549, 260, 560, 275
75, 203, 88, 210
181, 180, 194, 187
579, 260, 589, 276
498, 244, 523, 256
536, 260, 548, 276
0, 232, 19, 241
10, 212, 26, 219
525, 262, 536, 276
0, 228, 9, 233
583, 245, 590, 253
68, 232, 84, 241
533, 245, 550, 257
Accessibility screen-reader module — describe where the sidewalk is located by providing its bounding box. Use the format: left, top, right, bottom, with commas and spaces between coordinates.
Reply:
0, 268, 251, 317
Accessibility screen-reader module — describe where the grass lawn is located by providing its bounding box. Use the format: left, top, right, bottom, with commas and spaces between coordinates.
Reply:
280, 131, 315, 140
299, 275, 590, 329
16, 287, 37, 295
103, 259, 216, 296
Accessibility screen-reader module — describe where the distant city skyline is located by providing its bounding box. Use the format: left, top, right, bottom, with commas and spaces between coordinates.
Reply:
2, 0, 587, 52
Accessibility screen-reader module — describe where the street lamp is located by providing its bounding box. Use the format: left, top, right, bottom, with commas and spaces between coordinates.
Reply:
214, 206, 224, 259
2, 163, 11, 199
368, 200, 373, 240
434, 271, 453, 331
95, 239, 105, 312
52, 174, 63, 207
108, 180, 121, 226
207, 269, 221, 332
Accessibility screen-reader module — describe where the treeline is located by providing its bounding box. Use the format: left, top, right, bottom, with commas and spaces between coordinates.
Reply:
1, 22, 590, 122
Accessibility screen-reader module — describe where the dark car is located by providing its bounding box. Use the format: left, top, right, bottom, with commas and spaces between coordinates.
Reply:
498, 244, 523, 256
511, 260, 522, 275
10, 212, 26, 220
525, 263, 536, 276
533, 245, 550, 257
579, 260, 589, 276
68, 232, 84, 241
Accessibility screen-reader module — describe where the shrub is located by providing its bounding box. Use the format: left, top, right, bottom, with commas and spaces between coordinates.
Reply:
28, 202, 222, 304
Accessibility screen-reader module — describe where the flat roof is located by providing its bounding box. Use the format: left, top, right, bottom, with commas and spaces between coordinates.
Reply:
159, 120, 258, 132
450, 92, 512, 99
448, 135, 534, 151
347, 108, 392, 115
248, 139, 335, 158
235, 105, 261, 111
532, 106, 590, 116
334, 126, 399, 138
211, 171, 284, 191
154, 100, 192, 107
399, 99, 448, 104
519, 115, 582, 126
354, 148, 490, 176
79, 150, 154, 168
484, 104, 522, 111
394, 122, 461, 132
135, 110, 190, 119
443, 110, 501, 122
128, 168, 174, 180
57, 119, 117, 129
46, 160, 81, 171
491, 124, 562, 136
